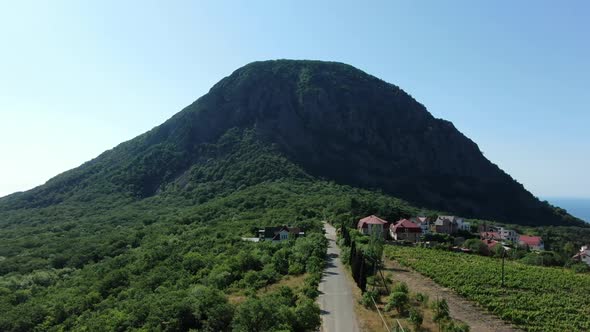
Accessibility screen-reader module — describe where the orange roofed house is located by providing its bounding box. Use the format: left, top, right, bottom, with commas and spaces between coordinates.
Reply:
518, 235, 544, 251
390, 219, 422, 242
357, 215, 389, 238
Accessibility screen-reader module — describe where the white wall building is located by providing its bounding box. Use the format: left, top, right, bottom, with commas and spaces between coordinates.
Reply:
456, 218, 471, 232
499, 227, 519, 243
574, 246, 590, 266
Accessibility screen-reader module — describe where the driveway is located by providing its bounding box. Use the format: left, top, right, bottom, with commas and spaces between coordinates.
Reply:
318, 222, 361, 332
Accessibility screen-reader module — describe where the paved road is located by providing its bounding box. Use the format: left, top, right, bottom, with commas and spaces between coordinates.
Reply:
318, 222, 361, 332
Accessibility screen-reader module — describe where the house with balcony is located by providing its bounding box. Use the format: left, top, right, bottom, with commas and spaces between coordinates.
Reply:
390, 219, 422, 242
357, 215, 389, 237
499, 227, 519, 243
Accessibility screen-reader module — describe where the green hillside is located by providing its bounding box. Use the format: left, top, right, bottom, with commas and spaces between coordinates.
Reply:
0, 129, 420, 331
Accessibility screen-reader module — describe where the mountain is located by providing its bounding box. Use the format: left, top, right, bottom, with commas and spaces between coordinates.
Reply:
0, 59, 583, 227
1, 59, 588, 331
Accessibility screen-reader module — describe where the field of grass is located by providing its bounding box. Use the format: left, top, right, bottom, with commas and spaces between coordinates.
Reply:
385, 246, 590, 332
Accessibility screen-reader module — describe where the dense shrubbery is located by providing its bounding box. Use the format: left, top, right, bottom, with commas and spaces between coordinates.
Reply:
0, 127, 417, 331
232, 286, 321, 332
0, 128, 339, 331
0, 181, 332, 331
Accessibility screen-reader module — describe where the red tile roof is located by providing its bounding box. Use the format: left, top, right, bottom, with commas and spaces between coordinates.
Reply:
391, 219, 421, 232
480, 232, 501, 240
358, 215, 389, 228
519, 235, 543, 247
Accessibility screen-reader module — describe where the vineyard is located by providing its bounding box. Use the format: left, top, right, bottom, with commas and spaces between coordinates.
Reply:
385, 246, 590, 332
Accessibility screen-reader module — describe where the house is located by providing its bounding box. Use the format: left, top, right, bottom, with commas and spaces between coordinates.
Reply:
456, 219, 471, 232
390, 219, 422, 242
480, 231, 502, 241
518, 235, 544, 250
439, 216, 470, 232
478, 222, 493, 233
573, 246, 590, 266
481, 228, 519, 244
434, 216, 459, 234
411, 216, 431, 235
258, 226, 304, 242
498, 227, 519, 243
357, 215, 389, 237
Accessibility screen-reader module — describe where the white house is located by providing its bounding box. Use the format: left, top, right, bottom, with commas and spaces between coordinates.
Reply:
573, 246, 590, 266
456, 218, 471, 232
258, 226, 304, 242
499, 227, 519, 243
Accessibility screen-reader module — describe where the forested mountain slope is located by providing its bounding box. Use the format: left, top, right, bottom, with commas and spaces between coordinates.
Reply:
0, 60, 583, 227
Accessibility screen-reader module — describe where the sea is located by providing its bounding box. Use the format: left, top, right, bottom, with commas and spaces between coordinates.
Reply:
546, 197, 590, 223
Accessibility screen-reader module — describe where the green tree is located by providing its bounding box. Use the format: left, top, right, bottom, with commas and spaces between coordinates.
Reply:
463, 239, 489, 256
366, 227, 384, 262
385, 291, 409, 315
409, 308, 424, 331
182, 252, 206, 273
563, 242, 577, 256
443, 320, 470, 332
393, 282, 409, 294
232, 294, 295, 332
293, 298, 321, 331
433, 298, 450, 332
231, 297, 270, 332
272, 248, 290, 275
360, 289, 378, 309
188, 285, 233, 332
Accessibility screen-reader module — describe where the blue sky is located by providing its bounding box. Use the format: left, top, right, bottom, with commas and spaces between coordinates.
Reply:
0, 1, 588, 199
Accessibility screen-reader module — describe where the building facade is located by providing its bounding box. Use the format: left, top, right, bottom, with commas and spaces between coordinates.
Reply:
357, 215, 389, 237
390, 219, 422, 242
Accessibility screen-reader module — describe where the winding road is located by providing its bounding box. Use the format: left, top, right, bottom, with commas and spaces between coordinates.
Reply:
318, 222, 361, 332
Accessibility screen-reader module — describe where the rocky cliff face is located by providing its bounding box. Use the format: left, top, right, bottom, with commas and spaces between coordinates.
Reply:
1, 60, 583, 226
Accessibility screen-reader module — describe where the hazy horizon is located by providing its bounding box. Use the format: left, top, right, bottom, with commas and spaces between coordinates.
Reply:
545, 197, 590, 223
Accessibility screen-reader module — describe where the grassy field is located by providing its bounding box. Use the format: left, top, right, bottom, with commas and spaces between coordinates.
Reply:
385, 246, 590, 332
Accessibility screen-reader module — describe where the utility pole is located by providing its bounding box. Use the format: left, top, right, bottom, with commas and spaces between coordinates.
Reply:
366, 254, 389, 293
501, 249, 506, 288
